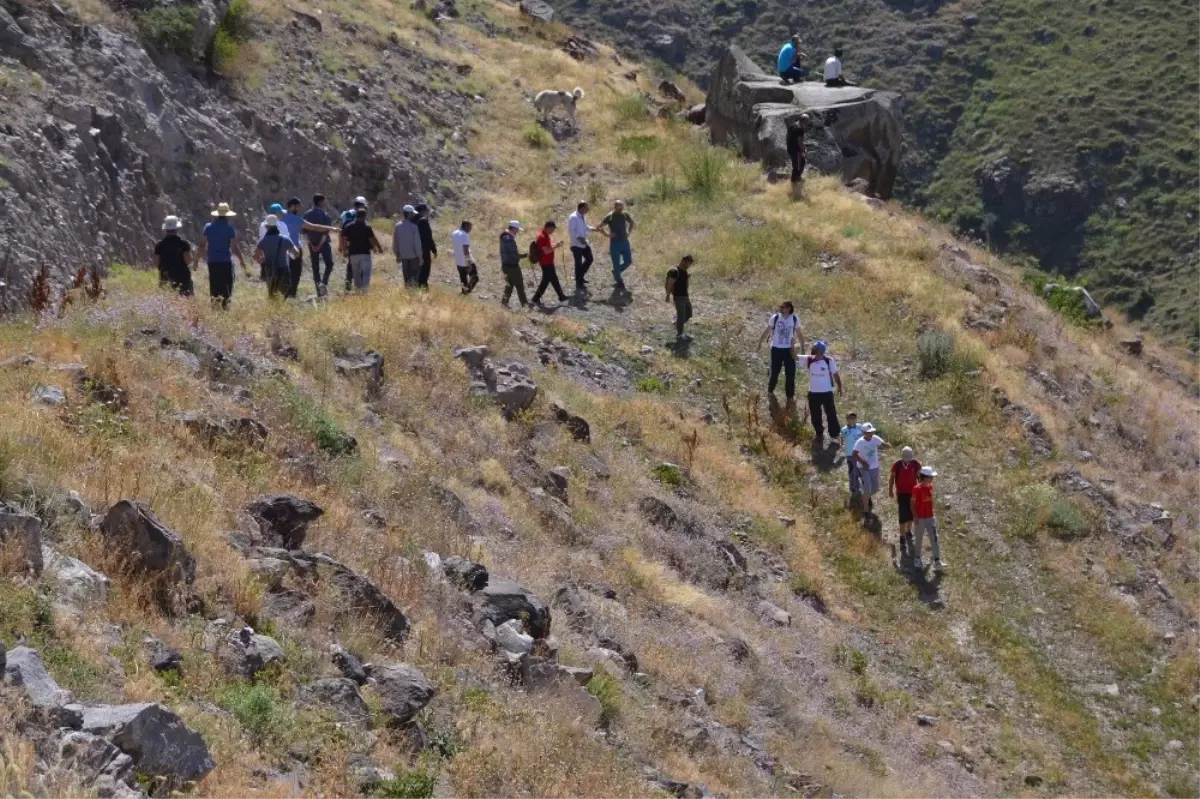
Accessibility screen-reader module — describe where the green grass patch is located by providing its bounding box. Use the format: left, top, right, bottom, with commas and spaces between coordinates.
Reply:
221, 682, 291, 745
635, 376, 666, 393
587, 672, 622, 726
1007, 483, 1092, 541
651, 462, 682, 487
373, 771, 437, 798
522, 123, 551, 149
614, 94, 649, 123
136, 5, 197, 55
258, 377, 357, 456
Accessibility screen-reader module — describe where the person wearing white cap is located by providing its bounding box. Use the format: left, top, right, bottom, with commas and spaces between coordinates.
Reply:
414, 202, 438, 289
804, 339, 842, 440
499, 220, 529, 307
154, 215, 194, 296
393, 205, 423, 286
254, 214, 301, 299
889, 445, 923, 553
911, 465, 945, 572
851, 422, 887, 520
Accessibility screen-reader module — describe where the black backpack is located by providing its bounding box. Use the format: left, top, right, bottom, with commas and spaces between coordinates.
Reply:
528, 238, 541, 263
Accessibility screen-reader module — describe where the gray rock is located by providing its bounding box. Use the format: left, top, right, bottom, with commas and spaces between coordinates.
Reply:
245, 494, 324, 550
372, 663, 435, 725
473, 579, 552, 639
519, 0, 553, 22
297, 678, 371, 726
453, 345, 489, 371
494, 619, 534, 656
4, 646, 83, 727
143, 635, 182, 673
916, 714, 940, 726
32, 385, 66, 406
289, 551, 410, 641
81, 703, 215, 786
173, 412, 268, 449
707, 45, 903, 199
1119, 338, 1143, 355
260, 588, 316, 629
551, 402, 591, 442
681, 103, 707, 125
659, 79, 686, 102
219, 628, 284, 678
442, 554, 489, 591
0, 508, 44, 575
755, 600, 791, 627
98, 500, 195, 585
334, 350, 384, 394
549, 466, 570, 497
331, 645, 368, 685
42, 730, 136, 798
43, 546, 110, 609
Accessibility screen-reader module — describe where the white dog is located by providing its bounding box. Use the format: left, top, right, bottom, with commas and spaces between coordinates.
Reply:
533, 87, 585, 125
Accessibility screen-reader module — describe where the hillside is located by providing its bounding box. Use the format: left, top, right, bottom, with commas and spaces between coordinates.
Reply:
545, 0, 1200, 351
1, 0, 1199, 797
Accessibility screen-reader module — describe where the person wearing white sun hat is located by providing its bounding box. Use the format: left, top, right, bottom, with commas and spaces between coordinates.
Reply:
851, 422, 887, 520
911, 465, 945, 572
197, 202, 248, 308
154, 215, 194, 296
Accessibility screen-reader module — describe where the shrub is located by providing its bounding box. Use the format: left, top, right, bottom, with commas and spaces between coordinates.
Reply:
651, 462, 682, 487
137, 5, 197, 55
635, 376, 666, 392
523, 124, 551, 149
221, 682, 289, 744
648, 173, 677, 202
1009, 483, 1091, 541
617, 134, 660, 165
678, 146, 729, 202
211, 0, 252, 71
374, 771, 437, 799
614, 94, 649, 123
586, 178, 606, 207
587, 672, 622, 726
916, 331, 956, 378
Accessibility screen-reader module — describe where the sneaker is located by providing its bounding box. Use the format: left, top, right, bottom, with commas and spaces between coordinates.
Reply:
913, 557, 925, 570
317, 283, 328, 298
933, 559, 947, 572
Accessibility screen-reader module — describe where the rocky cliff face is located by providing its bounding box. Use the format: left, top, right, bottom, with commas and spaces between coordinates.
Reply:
706, 46, 903, 198
0, 0, 475, 305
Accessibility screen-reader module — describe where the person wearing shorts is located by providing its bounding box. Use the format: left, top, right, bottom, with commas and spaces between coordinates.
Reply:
851, 422, 886, 522
911, 466, 945, 572
889, 446, 922, 553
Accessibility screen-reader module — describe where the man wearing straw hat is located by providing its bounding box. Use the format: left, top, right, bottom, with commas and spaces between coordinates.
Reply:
197, 202, 249, 308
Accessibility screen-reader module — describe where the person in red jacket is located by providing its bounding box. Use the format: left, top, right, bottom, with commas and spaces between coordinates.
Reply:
888, 446, 922, 554
531, 220, 567, 306
911, 466, 945, 573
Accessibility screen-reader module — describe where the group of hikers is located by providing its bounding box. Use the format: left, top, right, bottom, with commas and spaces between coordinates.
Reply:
152, 196, 640, 309
754, 301, 945, 573
776, 34, 854, 87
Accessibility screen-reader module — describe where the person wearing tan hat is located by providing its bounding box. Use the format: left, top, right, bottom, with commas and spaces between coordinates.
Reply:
154, 215, 194, 296
197, 202, 248, 308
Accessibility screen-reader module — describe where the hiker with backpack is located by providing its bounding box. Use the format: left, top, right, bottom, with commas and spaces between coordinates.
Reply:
451, 220, 479, 295
664, 255, 694, 343
154, 215, 194, 296
911, 465, 945, 572
499, 220, 529, 307
804, 340, 842, 440
254, 215, 301, 299
337, 197, 367, 292
889, 446, 923, 554
531, 220, 568, 306
757, 300, 805, 400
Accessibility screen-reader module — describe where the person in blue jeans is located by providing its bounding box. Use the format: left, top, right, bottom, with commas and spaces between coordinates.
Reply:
598, 199, 635, 292
301, 194, 342, 296
777, 34, 808, 83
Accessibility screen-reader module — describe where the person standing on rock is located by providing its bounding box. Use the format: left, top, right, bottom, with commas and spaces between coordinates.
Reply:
281, 198, 307, 298
777, 34, 808, 83
664, 254, 694, 343
337, 197, 368, 292
598, 200, 635, 293
254, 215, 301, 299
451, 220, 479, 295
341, 208, 384, 291
393, 205, 424, 287
888, 446, 923, 553
911, 466, 945, 572
154, 215, 194, 296
840, 411, 865, 498
804, 340, 842, 440
851, 422, 886, 521
302, 194, 342, 296
567, 201, 597, 293
757, 300, 804, 401
531, 220, 568, 306
414, 202, 438, 289
197, 202, 248, 309
824, 47, 854, 87
499, 221, 529, 308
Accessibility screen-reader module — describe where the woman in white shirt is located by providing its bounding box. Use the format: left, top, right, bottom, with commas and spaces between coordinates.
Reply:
756, 301, 805, 400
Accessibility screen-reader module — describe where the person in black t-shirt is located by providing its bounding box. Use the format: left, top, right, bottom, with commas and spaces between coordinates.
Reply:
664, 254, 694, 342
786, 114, 811, 183
340, 209, 384, 291
154, 215, 194, 296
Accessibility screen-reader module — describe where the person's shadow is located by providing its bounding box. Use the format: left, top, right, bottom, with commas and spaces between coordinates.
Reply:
809, 436, 840, 473
892, 540, 945, 608
670, 337, 693, 358
601, 287, 632, 312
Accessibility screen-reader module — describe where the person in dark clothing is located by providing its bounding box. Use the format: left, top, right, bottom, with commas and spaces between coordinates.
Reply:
804, 340, 843, 439
255, 215, 301, 299
337, 197, 367, 292
531, 220, 567, 305
664, 255, 694, 341
414, 202, 438, 288
302, 194, 342, 296
340, 209, 384, 291
499, 221, 529, 307
786, 117, 809, 183
154, 215, 194, 296
756, 301, 805, 400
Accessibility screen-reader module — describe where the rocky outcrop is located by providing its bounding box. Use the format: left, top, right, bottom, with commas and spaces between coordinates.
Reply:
245, 494, 324, 550
43, 546, 110, 611
99, 500, 197, 592
472, 579, 552, 639
0, 505, 44, 574
4, 646, 84, 728
297, 678, 372, 726
81, 703, 215, 788
372, 663, 436, 725
455, 346, 539, 419
706, 46, 903, 199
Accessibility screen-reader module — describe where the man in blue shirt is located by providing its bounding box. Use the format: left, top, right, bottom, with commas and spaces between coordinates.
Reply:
777, 34, 807, 83
197, 202, 248, 309
281, 197, 307, 298
840, 411, 864, 498
302, 194, 341, 297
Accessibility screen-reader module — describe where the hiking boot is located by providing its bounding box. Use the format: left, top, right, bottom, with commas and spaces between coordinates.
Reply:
913, 557, 925, 571
933, 559, 947, 573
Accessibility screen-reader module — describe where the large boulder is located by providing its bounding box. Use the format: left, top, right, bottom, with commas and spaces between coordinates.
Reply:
372, 664, 435, 725
81, 703, 215, 787
4, 646, 84, 728
442, 555, 489, 591
43, 546, 110, 610
41, 730, 137, 798
297, 678, 371, 727
218, 628, 284, 678
456, 347, 539, 419
706, 45, 903, 199
0, 506, 44, 574
290, 551, 410, 642
245, 494, 324, 549
99, 501, 196, 585
472, 579, 552, 639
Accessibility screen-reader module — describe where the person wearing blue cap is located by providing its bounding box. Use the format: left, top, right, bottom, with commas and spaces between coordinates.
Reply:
392, 205, 423, 286
804, 339, 842, 440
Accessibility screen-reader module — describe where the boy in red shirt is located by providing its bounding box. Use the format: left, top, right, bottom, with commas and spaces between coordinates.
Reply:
911, 466, 945, 573
888, 446, 922, 554
531, 220, 568, 306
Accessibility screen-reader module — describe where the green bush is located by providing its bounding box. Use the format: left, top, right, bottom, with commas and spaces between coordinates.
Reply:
1008, 483, 1091, 541
211, 0, 252, 70
651, 462, 682, 487
587, 672, 622, 726
137, 5, 197, 55
614, 94, 649, 123
221, 682, 290, 744
636, 376, 666, 393
678, 146, 729, 202
523, 123, 551, 149
617, 134, 660, 161
916, 331, 956, 378
374, 771, 437, 799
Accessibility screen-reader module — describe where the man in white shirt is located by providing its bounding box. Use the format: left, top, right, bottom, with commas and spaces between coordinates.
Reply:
756, 301, 805, 400
824, 47, 854, 87
450, 220, 478, 294
851, 422, 887, 517
567, 201, 598, 293
804, 340, 843, 440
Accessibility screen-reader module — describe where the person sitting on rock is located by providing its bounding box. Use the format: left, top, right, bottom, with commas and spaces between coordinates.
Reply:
824, 47, 854, 87
777, 34, 808, 83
